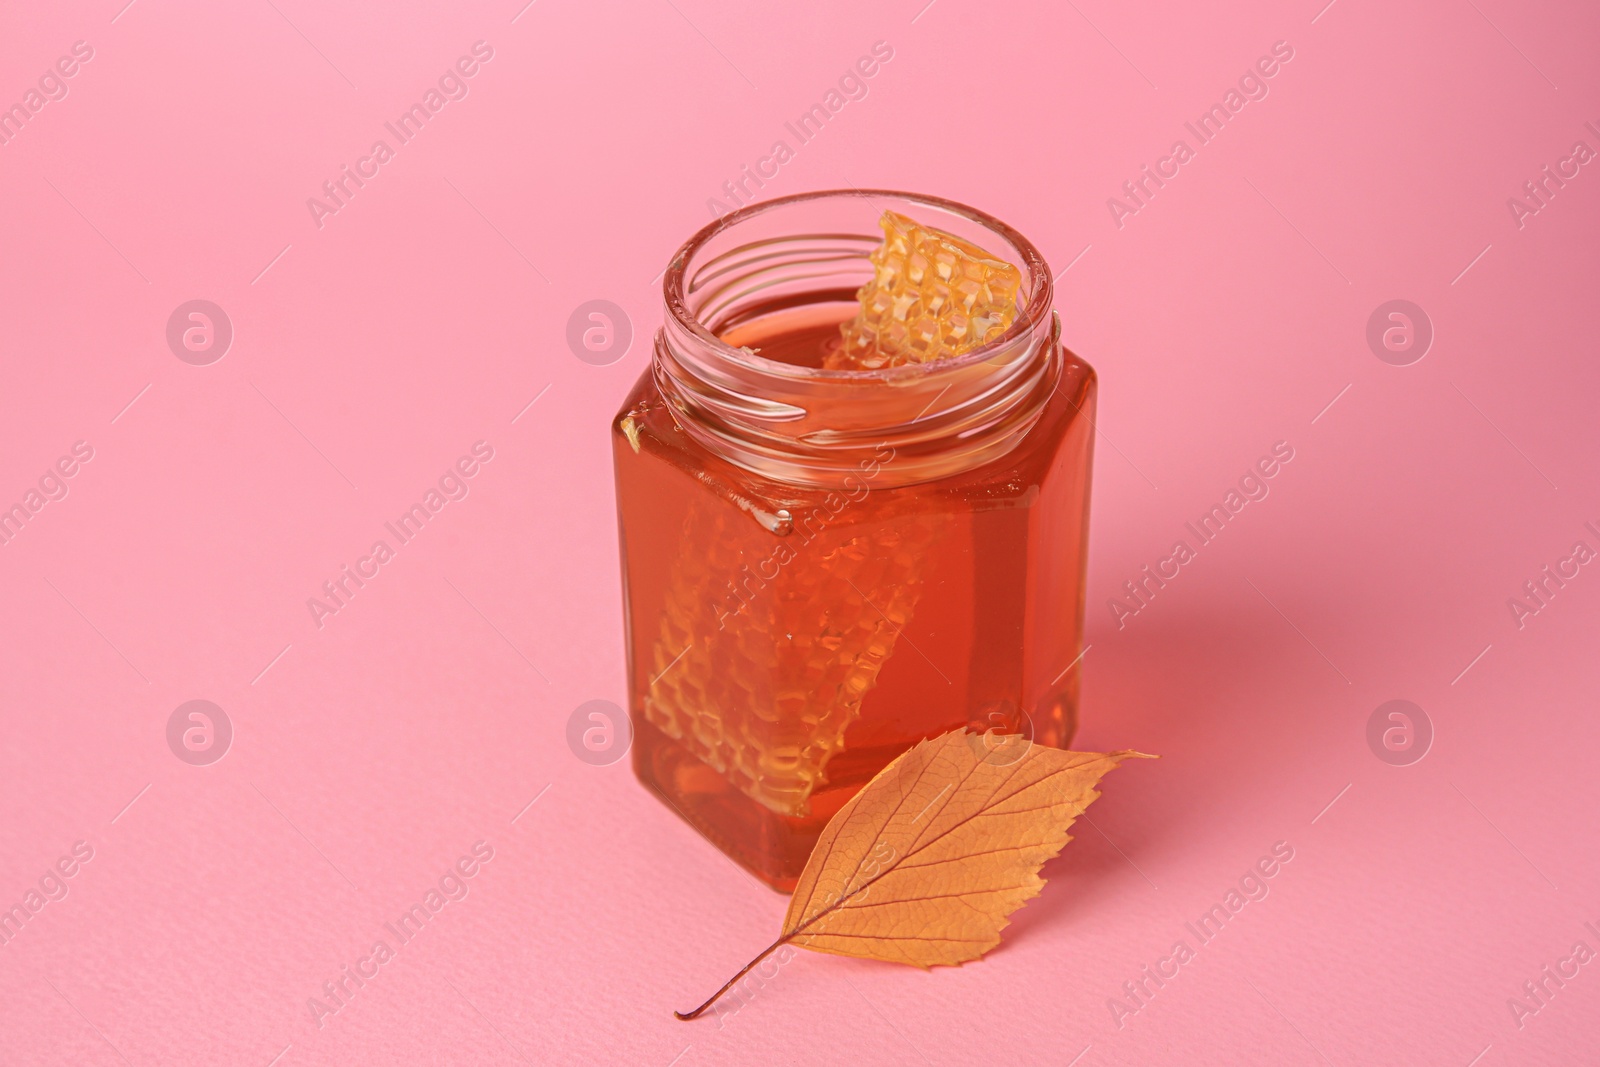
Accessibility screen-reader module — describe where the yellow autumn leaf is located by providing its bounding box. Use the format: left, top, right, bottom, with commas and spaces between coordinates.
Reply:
677, 729, 1153, 1018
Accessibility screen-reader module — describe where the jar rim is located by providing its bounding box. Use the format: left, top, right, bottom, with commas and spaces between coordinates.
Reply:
661, 188, 1055, 383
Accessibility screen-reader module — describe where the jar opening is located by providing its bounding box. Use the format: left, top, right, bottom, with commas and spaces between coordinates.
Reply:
655, 190, 1061, 489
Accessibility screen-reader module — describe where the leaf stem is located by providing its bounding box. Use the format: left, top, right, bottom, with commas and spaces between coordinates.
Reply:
674, 933, 793, 1020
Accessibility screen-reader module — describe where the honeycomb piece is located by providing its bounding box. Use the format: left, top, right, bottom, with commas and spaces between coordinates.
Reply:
644, 496, 940, 817
828, 210, 1023, 370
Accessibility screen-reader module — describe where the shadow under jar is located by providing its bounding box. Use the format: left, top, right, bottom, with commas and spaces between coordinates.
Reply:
611, 190, 1096, 891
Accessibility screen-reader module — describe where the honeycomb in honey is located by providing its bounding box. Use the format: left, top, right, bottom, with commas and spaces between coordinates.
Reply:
643, 499, 938, 817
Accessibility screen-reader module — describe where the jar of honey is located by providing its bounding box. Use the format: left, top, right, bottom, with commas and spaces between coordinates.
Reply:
612, 190, 1095, 890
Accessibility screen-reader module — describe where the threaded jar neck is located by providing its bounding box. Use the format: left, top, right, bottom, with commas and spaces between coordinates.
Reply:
656, 190, 1060, 490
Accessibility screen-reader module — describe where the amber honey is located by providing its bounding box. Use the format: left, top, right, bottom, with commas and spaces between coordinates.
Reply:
612, 192, 1096, 890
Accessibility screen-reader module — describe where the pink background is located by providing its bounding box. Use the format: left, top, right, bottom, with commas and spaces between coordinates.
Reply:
3, 0, 1598, 1063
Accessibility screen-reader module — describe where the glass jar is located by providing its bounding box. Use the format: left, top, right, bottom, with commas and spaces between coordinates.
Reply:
611, 190, 1095, 890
